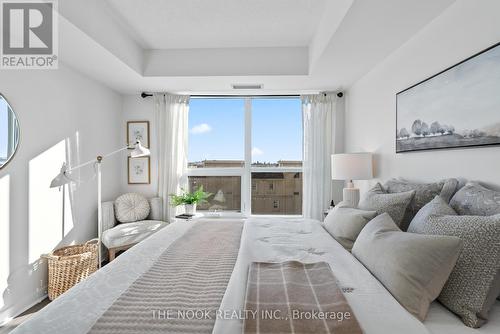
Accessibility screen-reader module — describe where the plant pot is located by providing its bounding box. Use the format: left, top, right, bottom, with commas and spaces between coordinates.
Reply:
185, 204, 197, 215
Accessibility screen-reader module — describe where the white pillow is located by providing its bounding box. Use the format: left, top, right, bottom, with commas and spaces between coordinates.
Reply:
323, 206, 377, 251
114, 193, 150, 223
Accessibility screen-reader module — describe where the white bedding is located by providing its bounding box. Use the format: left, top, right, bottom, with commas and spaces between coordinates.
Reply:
12, 217, 500, 334
425, 301, 500, 334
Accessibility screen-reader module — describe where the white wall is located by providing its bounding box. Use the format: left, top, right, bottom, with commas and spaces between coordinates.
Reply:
121, 95, 157, 197
0, 64, 123, 324
345, 0, 500, 193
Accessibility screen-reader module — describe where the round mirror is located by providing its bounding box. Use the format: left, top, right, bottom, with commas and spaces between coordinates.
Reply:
0, 94, 20, 169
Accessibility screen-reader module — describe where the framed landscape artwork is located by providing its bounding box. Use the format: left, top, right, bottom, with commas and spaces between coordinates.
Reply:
396, 42, 500, 153
128, 156, 151, 184
127, 121, 150, 148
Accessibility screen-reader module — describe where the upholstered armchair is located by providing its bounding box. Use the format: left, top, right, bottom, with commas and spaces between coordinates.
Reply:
101, 194, 167, 261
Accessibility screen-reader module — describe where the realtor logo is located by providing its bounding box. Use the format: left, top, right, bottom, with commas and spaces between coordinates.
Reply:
1, 0, 58, 69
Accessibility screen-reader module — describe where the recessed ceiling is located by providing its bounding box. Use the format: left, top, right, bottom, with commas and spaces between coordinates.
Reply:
57, 0, 457, 94
105, 0, 326, 49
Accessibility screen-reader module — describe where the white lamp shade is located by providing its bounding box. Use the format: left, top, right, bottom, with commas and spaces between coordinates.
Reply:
50, 163, 73, 188
331, 153, 373, 181
130, 140, 150, 158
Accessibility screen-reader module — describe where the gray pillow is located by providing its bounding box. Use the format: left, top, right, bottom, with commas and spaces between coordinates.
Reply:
358, 183, 415, 227
384, 178, 458, 230
114, 193, 150, 223
407, 196, 457, 233
415, 214, 500, 328
450, 182, 500, 216
323, 207, 377, 251
352, 213, 462, 321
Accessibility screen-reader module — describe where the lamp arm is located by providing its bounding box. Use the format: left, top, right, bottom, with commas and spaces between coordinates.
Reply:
101, 145, 134, 160
66, 145, 131, 173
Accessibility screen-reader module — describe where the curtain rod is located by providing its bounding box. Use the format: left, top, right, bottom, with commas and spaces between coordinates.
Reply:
141, 92, 300, 99
141, 92, 343, 99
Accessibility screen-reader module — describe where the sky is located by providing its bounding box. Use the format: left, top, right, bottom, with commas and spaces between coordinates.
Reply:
397, 45, 500, 133
188, 98, 302, 163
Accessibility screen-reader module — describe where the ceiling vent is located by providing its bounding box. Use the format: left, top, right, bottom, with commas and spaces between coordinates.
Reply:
231, 84, 263, 90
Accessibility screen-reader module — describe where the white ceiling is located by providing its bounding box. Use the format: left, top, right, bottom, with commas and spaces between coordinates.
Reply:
54, 0, 458, 94
106, 0, 326, 49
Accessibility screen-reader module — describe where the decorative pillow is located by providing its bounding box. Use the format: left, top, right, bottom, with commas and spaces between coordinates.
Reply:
415, 214, 500, 328
336, 201, 353, 208
352, 213, 462, 321
407, 196, 457, 233
440, 179, 460, 202
358, 183, 415, 227
114, 193, 150, 223
384, 178, 458, 230
323, 206, 377, 251
450, 182, 500, 216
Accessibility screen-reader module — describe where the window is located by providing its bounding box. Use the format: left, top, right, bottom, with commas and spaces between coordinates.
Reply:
0, 103, 7, 164
251, 171, 302, 215
251, 98, 302, 165
188, 98, 244, 166
187, 97, 303, 216
188, 176, 241, 211
251, 98, 302, 215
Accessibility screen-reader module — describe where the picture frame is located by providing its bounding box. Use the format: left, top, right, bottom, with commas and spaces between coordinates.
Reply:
127, 121, 150, 148
396, 42, 500, 153
128, 156, 151, 184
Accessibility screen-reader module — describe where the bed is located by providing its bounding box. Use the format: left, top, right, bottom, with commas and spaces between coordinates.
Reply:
12, 217, 500, 333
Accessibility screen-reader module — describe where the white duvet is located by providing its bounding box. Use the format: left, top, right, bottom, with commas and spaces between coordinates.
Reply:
12, 217, 500, 334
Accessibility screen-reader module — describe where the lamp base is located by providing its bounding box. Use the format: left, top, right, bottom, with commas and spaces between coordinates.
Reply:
343, 187, 360, 208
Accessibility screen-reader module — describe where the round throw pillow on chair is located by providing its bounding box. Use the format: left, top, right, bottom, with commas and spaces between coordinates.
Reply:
114, 193, 150, 223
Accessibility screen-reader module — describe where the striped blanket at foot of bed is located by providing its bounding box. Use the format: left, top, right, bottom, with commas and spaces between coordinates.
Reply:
244, 261, 363, 334
89, 219, 244, 334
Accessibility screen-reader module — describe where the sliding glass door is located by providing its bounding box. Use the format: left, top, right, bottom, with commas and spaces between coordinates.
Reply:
187, 97, 303, 216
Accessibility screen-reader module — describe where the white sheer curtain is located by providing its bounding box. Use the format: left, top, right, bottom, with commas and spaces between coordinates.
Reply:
154, 93, 190, 222
302, 94, 338, 220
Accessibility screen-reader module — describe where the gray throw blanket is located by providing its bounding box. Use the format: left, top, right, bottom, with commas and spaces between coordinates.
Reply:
89, 219, 244, 334
244, 261, 363, 334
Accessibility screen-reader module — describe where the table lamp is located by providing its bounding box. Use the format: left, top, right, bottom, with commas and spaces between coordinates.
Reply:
331, 153, 373, 207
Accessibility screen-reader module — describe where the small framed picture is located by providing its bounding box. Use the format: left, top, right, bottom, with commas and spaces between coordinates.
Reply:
127, 121, 150, 148
128, 157, 151, 184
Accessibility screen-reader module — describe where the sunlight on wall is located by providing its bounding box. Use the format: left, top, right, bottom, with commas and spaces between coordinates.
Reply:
0, 174, 9, 309
29, 141, 66, 263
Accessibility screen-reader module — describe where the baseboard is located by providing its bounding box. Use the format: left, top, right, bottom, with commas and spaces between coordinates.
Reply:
0, 292, 47, 326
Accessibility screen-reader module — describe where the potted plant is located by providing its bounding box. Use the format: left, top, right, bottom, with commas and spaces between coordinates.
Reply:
169, 186, 212, 215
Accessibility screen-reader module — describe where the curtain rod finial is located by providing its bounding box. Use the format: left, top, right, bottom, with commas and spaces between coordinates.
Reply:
322, 92, 343, 98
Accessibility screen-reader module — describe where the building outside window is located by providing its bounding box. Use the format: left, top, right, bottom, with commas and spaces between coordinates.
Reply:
188, 97, 302, 216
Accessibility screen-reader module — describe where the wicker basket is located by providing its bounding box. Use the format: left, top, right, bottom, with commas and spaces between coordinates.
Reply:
43, 239, 99, 300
